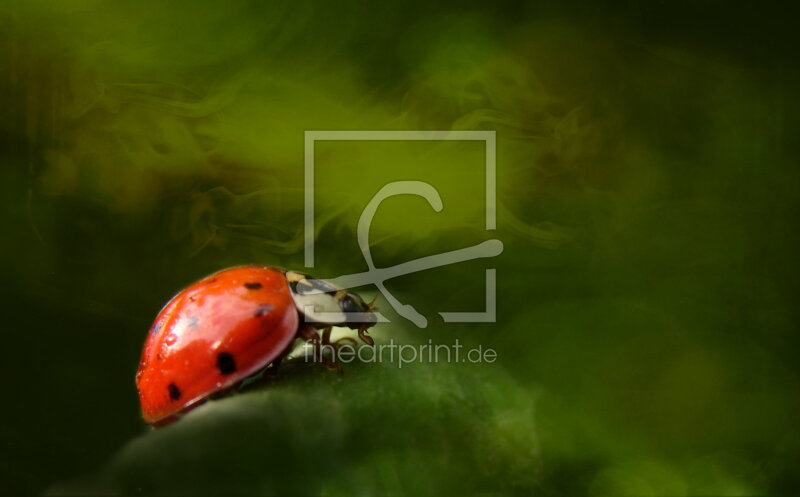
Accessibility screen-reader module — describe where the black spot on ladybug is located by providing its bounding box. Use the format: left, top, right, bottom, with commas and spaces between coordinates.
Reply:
254, 304, 274, 317
216, 353, 237, 375
168, 383, 181, 400
244, 282, 262, 290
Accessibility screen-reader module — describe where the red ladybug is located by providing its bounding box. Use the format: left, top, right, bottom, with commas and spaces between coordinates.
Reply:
136, 266, 377, 426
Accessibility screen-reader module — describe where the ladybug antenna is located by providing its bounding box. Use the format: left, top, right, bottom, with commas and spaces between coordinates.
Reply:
367, 293, 379, 309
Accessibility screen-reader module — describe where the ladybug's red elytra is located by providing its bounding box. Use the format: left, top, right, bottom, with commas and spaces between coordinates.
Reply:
136, 266, 377, 426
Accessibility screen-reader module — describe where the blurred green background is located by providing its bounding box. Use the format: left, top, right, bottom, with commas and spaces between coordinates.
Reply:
2, 0, 799, 495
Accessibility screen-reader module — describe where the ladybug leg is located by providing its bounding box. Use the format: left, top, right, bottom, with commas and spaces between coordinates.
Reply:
297, 325, 342, 373
358, 325, 375, 346
334, 336, 358, 347
322, 327, 359, 349
321, 327, 333, 346
263, 347, 290, 380
297, 324, 320, 344
319, 327, 345, 373
297, 324, 321, 359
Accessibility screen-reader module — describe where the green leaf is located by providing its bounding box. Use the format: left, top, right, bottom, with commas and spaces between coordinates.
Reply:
67, 359, 539, 496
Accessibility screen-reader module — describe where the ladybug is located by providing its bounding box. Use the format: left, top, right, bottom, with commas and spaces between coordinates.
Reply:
136, 266, 377, 426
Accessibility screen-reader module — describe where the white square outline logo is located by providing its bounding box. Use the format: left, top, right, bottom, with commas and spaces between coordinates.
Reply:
304, 130, 499, 327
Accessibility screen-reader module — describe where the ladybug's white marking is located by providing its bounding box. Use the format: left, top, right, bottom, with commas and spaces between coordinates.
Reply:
289, 275, 347, 325
286, 271, 305, 283
293, 291, 346, 325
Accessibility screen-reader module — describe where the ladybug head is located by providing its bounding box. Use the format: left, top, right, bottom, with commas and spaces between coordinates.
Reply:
286, 271, 378, 331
